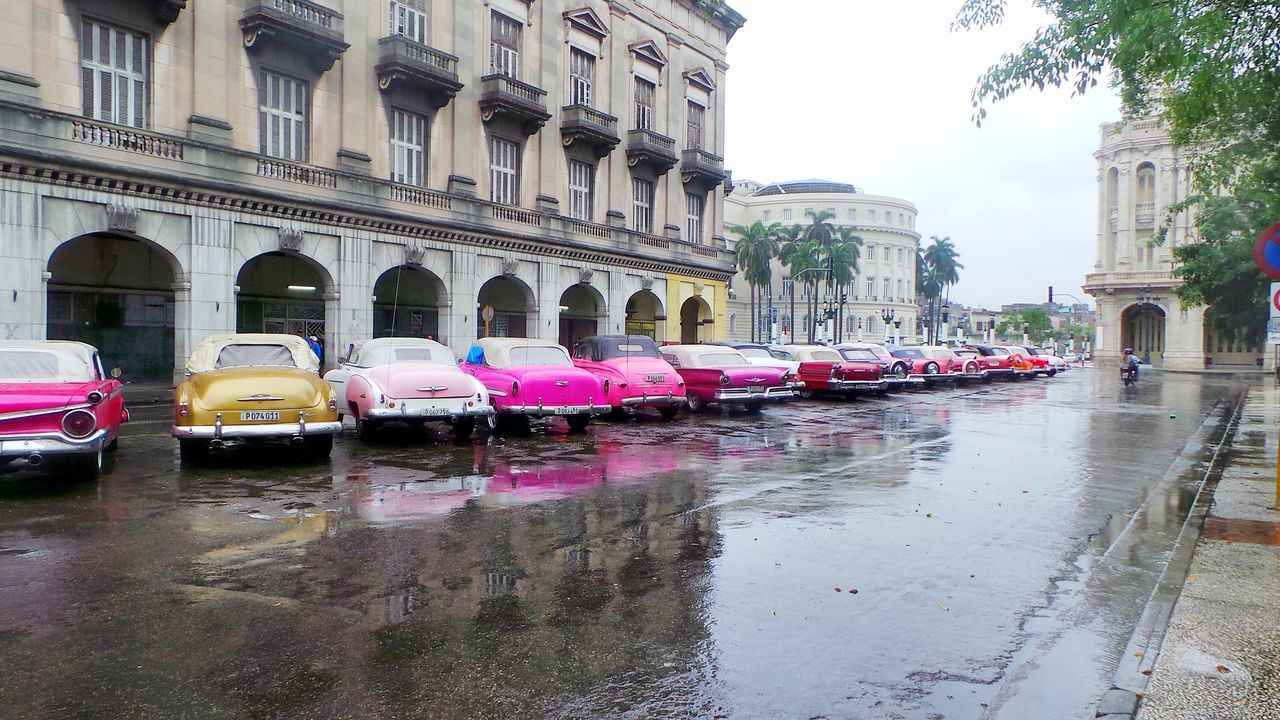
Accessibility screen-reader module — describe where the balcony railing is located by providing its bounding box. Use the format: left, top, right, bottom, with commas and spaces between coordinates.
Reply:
241, 0, 347, 72
71, 120, 184, 160
1135, 201, 1155, 227
390, 184, 452, 210
560, 104, 620, 156
680, 147, 726, 186
479, 75, 551, 134
256, 157, 337, 188
491, 204, 542, 227
626, 129, 678, 174
375, 35, 462, 106
253, 0, 342, 36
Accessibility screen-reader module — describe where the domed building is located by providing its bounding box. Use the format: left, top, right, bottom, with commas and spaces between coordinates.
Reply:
723, 179, 921, 344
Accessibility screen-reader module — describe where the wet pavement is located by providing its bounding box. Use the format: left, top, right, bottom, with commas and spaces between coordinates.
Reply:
0, 369, 1247, 720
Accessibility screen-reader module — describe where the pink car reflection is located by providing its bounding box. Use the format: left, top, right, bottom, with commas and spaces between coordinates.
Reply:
459, 338, 610, 432
570, 335, 686, 420
0, 340, 129, 479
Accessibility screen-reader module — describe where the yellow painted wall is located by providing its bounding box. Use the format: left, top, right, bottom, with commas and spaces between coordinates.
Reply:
665, 275, 726, 343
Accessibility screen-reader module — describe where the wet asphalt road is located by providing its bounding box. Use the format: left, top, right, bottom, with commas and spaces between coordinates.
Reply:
0, 368, 1246, 720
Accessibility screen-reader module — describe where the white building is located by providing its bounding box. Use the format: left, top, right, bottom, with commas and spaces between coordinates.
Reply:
1083, 118, 1262, 369
724, 179, 920, 344
0, 0, 744, 383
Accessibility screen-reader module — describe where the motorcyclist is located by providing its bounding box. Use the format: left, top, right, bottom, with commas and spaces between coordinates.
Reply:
1121, 348, 1140, 381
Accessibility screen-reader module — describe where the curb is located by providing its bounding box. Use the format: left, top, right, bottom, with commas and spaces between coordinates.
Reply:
1094, 389, 1247, 718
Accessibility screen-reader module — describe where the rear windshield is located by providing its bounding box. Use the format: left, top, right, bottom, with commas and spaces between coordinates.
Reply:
738, 347, 773, 360
699, 352, 749, 366
926, 347, 958, 359
0, 350, 94, 383
892, 348, 924, 360
955, 349, 977, 358
358, 346, 454, 366
599, 339, 661, 360
214, 344, 296, 369
510, 346, 572, 367
809, 350, 843, 363
840, 349, 879, 362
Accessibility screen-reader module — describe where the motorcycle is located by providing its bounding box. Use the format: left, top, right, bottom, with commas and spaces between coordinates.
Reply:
1120, 366, 1138, 386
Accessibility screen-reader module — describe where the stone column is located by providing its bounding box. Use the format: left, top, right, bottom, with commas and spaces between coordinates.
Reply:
536, 259, 559, 342
187, 216, 236, 378
188, 0, 234, 144
1115, 162, 1132, 268
535, 1, 559, 211
449, 3, 481, 190
446, 251, 478, 358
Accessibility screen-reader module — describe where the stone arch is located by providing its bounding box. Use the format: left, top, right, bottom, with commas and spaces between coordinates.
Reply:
372, 264, 449, 341
679, 295, 712, 344
558, 283, 605, 347
624, 289, 665, 339
235, 251, 335, 360
1120, 302, 1167, 366
477, 275, 536, 338
46, 232, 181, 381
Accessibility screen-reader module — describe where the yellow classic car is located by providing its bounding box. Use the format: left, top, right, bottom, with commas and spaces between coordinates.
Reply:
171, 333, 341, 462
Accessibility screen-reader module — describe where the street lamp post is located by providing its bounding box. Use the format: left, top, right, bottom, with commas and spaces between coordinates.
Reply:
881, 308, 895, 345
857, 317, 863, 342
940, 304, 951, 345
1022, 322, 1030, 348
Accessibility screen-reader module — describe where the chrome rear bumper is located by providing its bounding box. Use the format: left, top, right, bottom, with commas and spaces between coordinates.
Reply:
0, 429, 108, 457
713, 387, 795, 402
620, 392, 687, 407
172, 411, 341, 440
366, 404, 495, 420
501, 403, 612, 416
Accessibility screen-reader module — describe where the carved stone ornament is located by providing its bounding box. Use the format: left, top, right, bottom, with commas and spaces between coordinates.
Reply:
501, 258, 519, 276
579, 267, 594, 284
104, 204, 139, 234
278, 228, 304, 252
640, 275, 655, 290
404, 244, 426, 266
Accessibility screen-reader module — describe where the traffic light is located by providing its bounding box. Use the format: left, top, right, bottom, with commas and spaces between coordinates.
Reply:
1048, 286, 1054, 304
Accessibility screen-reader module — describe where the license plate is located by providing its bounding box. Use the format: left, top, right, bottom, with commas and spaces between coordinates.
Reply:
240, 411, 279, 421
644, 374, 665, 383
420, 407, 449, 416
748, 386, 764, 393
553, 407, 579, 415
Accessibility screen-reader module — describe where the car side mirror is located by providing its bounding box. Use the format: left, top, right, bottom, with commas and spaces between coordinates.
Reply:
338, 356, 348, 365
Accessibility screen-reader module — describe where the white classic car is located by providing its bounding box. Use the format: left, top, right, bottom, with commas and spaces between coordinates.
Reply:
324, 337, 493, 441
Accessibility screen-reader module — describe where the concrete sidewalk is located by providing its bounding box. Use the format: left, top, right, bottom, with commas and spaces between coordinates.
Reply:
1135, 381, 1280, 719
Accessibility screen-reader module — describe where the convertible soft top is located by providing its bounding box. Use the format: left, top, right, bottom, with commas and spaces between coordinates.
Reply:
186, 333, 319, 374
0, 340, 98, 383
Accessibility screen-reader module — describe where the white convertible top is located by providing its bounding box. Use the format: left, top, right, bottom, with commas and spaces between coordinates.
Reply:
348, 337, 455, 366
659, 344, 751, 369
773, 344, 845, 363
0, 340, 98, 382
466, 337, 571, 368
186, 333, 318, 374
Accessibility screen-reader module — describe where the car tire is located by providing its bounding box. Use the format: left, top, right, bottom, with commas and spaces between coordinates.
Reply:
485, 411, 499, 432
303, 434, 333, 460
496, 414, 531, 433
566, 414, 591, 432
658, 405, 679, 421
686, 392, 706, 413
965, 361, 979, 375
744, 400, 764, 414
1048, 369, 1057, 377
179, 439, 209, 464
894, 364, 909, 380
106, 436, 119, 452
798, 388, 815, 400
64, 447, 103, 481
452, 417, 476, 441
844, 391, 860, 401
356, 418, 378, 442
924, 362, 939, 375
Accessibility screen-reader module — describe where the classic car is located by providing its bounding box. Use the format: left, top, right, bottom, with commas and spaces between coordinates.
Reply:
570, 335, 686, 420
963, 344, 1030, 379
1000, 346, 1040, 376
889, 346, 954, 386
951, 347, 990, 380
0, 340, 128, 479
324, 337, 493, 441
171, 333, 342, 462
774, 344, 887, 398
1024, 346, 1066, 375
714, 342, 801, 375
459, 337, 610, 432
659, 344, 795, 413
834, 342, 916, 386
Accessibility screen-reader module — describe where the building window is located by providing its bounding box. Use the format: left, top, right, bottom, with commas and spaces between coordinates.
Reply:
686, 193, 705, 242
490, 11, 521, 78
898, 247, 905, 263
869, 209, 877, 223
686, 101, 704, 150
489, 136, 519, 205
848, 208, 857, 221
866, 277, 875, 299
568, 160, 594, 221
782, 276, 794, 299
634, 77, 655, 130
390, 0, 427, 43
1137, 163, 1156, 204
866, 245, 875, 261
259, 70, 308, 161
783, 208, 792, 221
389, 109, 427, 186
569, 47, 594, 106
899, 212, 905, 225
80, 19, 148, 128
762, 210, 771, 221
826, 207, 836, 216
897, 279, 904, 299
883, 278, 891, 299
632, 178, 654, 233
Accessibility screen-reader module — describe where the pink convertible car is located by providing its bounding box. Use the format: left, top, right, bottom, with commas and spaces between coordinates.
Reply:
570, 335, 686, 420
659, 344, 795, 413
459, 338, 611, 432
0, 340, 128, 479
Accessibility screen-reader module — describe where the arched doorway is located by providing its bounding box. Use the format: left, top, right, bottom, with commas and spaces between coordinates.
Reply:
236, 251, 330, 345
477, 275, 534, 338
1121, 302, 1166, 365
624, 290, 664, 339
373, 265, 447, 341
559, 284, 604, 347
679, 296, 712, 344
47, 234, 177, 381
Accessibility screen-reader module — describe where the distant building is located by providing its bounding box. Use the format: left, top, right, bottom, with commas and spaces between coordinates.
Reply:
1083, 118, 1261, 368
723, 179, 920, 344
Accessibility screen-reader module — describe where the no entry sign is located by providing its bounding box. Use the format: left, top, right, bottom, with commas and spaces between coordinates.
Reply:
1254, 222, 1280, 280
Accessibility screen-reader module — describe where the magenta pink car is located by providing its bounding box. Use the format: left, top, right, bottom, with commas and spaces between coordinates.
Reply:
0, 341, 129, 479
659, 344, 795, 413
570, 335, 686, 420
459, 338, 611, 432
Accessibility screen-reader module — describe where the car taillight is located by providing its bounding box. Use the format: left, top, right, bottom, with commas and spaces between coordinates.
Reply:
328, 397, 337, 412
780, 372, 791, 384
178, 401, 189, 417
511, 381, 519, 397
720, 374, 731, 386
62, 409, 96, 438
87, 390, 103, 405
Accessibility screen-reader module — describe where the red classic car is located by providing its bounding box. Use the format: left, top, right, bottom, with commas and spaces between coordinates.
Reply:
889, 346, 953, 386
1007, 345, 1055, 376
964, 344, 1033, 379
951, 347, 990, 381
835, 342, 916, 388
459, 338, 610, 432
570, 335, 686, 420
0, 341, 128, 479
659, 344, 795, 413
775, 344, 887, 398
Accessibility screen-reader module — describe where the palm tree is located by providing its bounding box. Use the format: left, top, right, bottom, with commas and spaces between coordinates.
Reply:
801, 210, 839, 340
728, 220, 780, 343
828, 226, 864, 342
923, 236, 963, 343
775, 224, 806, 342
917, 247, 943, 344
778, 226, 821, 342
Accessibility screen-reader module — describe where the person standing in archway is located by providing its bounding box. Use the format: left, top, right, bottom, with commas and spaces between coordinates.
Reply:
308, 335, 324, 370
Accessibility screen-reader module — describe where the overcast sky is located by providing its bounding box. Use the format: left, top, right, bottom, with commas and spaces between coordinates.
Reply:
722, 0, 1120, 310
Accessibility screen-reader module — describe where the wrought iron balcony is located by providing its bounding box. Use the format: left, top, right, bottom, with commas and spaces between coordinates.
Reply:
625, 129, 678, 175
375, 36, 463, 109
681, 147, 727, 187
241, 0, 348, 72
479, 74, 551, 136
560, 105, 620, 157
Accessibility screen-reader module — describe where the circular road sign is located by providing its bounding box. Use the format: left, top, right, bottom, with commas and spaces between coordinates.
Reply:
481, 305, 495, 322
1254, 222, 1280, 280
1273, 286, 1280, 313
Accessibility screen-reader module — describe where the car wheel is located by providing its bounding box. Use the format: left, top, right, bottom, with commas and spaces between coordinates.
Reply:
356, 418, 378, 442
966, 361, 979, 375
658, 405, 679, 421
64, 447, 103, 481
798, 388, 815, 400
485, 411, 499, 431
744, 400, 764, 414
1048, 369, 1057, 377
894, 364, 909, 380
452, 417, 476, 441
566, 414, 591, 432
924, 362, 939, 375
179, 439, 209, 464
303, 434, 333, 460
844, 391, 860, 401
686, 391, 706, 413
106, 435, 119, 452
496, 414, 531, 433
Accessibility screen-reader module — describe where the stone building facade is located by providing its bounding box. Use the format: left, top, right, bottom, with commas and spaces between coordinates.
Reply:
723, 179, 920, 344
1083, 118, 1262, 369
0, 0, 744, 382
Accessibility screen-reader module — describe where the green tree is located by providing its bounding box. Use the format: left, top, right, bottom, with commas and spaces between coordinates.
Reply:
923, 236, 963, 343
729, 220, 780, 343
996, 308, 1053, 345
917, 247, 943, 344
954, 0, 1277, 333
777, 225, 816, 342
801, 210, 839, 342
